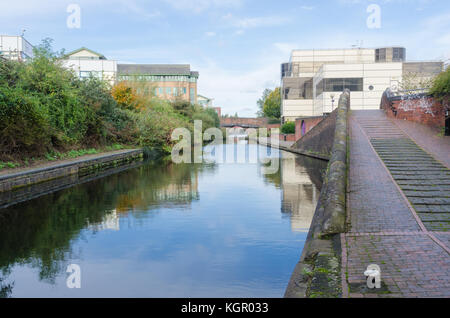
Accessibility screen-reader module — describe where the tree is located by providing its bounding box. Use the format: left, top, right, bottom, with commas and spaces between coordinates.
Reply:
263, 87, 281, 119
111, 82, 145, 111
257, 87, 281, 119
429, 67, 450, 101
257, 88, 271, 117
400, 72, 434, 92
281, 121, 295, 134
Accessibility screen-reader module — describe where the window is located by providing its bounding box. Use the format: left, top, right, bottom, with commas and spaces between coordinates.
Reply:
166, 87, 171, 95
190, 88, 195, 103
392, 48, 405, 62
173, 87, 178, 96
375, 48, 386, 62
159, 87, 163, 95
183, 87, 187, 94
315, 78, 363, 97
80, 71, 102, 79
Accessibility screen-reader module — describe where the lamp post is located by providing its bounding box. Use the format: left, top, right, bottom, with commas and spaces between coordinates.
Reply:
330, 94, 335, 111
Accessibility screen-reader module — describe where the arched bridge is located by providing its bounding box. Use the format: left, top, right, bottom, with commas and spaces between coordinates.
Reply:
220, 117, 269, 129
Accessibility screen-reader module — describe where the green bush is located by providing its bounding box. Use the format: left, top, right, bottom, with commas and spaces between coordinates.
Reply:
0, 85, 51, 156
0, 38, 222, 162
430, 67, 450, 100
281, 121, 295, 134
131, 107, 190, 154
0, 39, 131, 160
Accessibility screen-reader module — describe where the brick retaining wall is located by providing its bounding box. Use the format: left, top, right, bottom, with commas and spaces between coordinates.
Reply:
295, 116, 324, 141
285, 90, 349, 298
380, 91, 447, 129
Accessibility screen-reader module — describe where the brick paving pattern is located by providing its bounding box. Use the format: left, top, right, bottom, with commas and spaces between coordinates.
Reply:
390, 117, 450, 169
344, 110, 450, 298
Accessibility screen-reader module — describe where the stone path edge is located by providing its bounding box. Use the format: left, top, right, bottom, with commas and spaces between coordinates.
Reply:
0, 149, 144, 193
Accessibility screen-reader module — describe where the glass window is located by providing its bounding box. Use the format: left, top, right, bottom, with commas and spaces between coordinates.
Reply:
316, 78, 362, 97
315, 80, 323, 97
159, 87, 163, 95
190, 88, 195, 103
183, 87, 187, 94
166, 87, 171, 95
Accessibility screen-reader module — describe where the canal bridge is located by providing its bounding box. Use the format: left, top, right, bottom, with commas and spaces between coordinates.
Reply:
220, 117, 269, 129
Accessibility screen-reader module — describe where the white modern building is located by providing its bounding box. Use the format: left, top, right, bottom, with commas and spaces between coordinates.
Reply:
61, 47, 117, 85
197, 94, 214, 107
281, 47, 443, 122
0, 35, 34, 61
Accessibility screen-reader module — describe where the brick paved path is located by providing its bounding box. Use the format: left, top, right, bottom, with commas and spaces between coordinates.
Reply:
343, 110, 450, 298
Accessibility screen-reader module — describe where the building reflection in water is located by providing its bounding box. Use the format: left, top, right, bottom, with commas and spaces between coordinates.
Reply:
279, 152, 325, 232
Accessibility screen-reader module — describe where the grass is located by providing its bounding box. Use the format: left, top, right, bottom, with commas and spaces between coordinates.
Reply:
0, 162, 20, 170
0, 144, 128, 171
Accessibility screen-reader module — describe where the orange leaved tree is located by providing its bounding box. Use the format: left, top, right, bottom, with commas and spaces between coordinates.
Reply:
111, 82, 146, 111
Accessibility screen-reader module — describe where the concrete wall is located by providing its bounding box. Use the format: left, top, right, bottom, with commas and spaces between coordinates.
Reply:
314, 62, 403, 114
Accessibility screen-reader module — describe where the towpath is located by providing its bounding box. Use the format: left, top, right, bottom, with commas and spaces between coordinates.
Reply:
343, 110, 450, 298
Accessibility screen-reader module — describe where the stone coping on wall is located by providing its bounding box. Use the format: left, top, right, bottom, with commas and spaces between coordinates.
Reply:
257, 137, 330, 161
0, 149, 144, 193
285, 89, 349, 298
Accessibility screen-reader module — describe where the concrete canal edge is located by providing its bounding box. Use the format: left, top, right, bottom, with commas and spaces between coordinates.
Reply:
0, 149, 144, 193
257, 138, 330, 161
284, 90, 350, 298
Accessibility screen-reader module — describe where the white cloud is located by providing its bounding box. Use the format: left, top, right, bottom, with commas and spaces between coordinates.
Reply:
195, 44, 285, 117
163, 0, 243, 13
205, 32, 216, 37
231, 16, 291, 29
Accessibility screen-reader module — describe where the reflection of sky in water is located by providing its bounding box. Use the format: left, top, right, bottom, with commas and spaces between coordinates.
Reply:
1, 144, 325, 298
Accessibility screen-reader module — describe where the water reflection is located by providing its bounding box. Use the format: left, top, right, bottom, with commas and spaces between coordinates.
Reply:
281, 152, 325, 232
0, 144, 326, 298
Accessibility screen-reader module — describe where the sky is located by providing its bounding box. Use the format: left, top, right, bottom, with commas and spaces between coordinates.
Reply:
1, 0, 449, 116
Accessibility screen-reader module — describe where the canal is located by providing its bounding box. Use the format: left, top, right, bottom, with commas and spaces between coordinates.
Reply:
0, 143, 327, 297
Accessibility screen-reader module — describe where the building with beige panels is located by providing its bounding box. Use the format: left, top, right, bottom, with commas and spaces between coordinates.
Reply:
281, 47, 443, 122
61, 47, 117, 86
280, 151, 319, 232
0, 35, 34, 61
118, 64, 199, 104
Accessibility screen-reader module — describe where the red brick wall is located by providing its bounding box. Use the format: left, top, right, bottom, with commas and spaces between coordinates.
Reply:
220, 117, 269, 127
213, 107, 221, 118
267, 123, 281, 130
295, 117, 324, 142
279, 134, 296, 142
381, 94, 446, 128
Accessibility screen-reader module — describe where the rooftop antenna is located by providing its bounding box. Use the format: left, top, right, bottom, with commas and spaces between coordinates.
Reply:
21, 29, 26, 37
351, 40, 363, 49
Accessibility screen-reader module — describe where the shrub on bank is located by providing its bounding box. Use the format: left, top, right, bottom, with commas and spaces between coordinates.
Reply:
0, 39, 221, 161
281, 121, 295, 134
430, 67, 450, 101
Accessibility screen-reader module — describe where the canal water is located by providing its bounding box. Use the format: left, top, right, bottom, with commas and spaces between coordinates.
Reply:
0, 143, 326, 298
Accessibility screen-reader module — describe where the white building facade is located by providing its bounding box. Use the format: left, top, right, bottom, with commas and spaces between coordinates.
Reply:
61, 47, 117, 85
0, 35, 34, 61
281, 47, 443, 122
